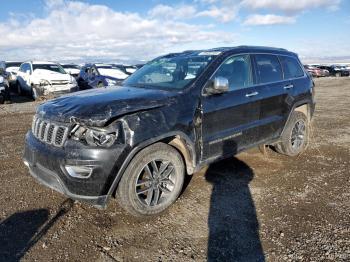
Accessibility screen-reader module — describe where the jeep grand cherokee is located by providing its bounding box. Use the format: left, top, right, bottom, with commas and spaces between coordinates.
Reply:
23, 46, 315, 217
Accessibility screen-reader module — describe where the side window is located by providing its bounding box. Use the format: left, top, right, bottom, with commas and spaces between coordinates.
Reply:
279, 56, 304, 79
255, 54, 283, 84
19, 64, 25, 72
212, 54, 253, 91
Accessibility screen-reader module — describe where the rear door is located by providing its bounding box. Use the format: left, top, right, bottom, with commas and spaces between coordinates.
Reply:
201, 54, 261, 160
252, 54, 291, 142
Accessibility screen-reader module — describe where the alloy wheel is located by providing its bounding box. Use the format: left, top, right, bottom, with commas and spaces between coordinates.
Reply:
291, 120, 306, 150
135, 159, 176, 207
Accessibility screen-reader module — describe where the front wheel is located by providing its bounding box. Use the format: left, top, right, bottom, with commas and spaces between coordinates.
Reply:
275, 111, 309, 156
31, 85, 38, 101
17, 81, 22, 95
116, 142, 185, 217
335, 72, 341, 77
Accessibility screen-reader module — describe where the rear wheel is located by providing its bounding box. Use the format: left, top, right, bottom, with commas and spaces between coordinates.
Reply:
116, 142, 185, 217
276, 111, 309, 156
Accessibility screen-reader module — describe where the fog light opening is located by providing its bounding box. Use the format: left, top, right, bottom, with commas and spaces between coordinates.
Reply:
65, 165, 94, 179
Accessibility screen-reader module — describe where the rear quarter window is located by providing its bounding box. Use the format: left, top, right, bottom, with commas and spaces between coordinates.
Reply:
254, 54, 283, 84
279, 56, 304, 79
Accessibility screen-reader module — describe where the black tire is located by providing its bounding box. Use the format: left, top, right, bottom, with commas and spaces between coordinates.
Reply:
17, 81, 22, 95
116, 142, 185, 217
335, 72, 341, 77
276, 111, 309, 156
31, 85, 38, 101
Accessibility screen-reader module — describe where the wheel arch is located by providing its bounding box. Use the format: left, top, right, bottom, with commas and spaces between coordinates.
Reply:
106, 131, 197, 200
281, 100, 313, 137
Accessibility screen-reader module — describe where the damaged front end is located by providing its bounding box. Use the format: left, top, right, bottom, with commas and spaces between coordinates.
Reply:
23, 114, 136, 208
22, 87, 174, 208
32, 79, 78, 99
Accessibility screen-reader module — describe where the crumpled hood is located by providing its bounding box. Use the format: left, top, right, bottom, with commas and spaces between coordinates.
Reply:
37, 85, 177, 126
33, 69, 71, 81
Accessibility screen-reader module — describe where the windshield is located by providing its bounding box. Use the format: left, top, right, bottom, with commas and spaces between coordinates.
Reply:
123, 54, 216, 90
33, 64, 66, 74
6, 62, 22, 68
62, 64, 80, 69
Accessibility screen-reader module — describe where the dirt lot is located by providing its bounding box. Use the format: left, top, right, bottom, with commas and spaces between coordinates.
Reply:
0, 77, 349, 261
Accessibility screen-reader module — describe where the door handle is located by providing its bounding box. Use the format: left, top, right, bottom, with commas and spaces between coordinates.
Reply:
245, 91, 258, 97
284, 84, 294, 90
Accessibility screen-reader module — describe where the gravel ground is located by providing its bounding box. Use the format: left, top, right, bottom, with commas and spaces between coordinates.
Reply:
0, 77, 349, 261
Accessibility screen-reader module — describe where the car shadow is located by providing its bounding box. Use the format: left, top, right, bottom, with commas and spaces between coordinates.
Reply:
0, 199, 74, 262
205, 152, 265, 261
7, 92, 34, 104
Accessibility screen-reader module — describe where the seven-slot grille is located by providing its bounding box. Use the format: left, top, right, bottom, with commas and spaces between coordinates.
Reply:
32, 116, 69, 147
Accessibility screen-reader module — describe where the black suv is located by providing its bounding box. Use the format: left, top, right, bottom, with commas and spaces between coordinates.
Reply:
23, 46, 315, 217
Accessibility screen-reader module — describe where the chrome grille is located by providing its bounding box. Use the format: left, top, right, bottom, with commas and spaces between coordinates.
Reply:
32, 116, 69, 147
50, 80, 69, 85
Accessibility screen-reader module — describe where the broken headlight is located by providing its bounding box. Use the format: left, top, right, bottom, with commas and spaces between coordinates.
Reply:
39, 79, 50, 86
85, 129, 117, 147
70, 124, 118, 148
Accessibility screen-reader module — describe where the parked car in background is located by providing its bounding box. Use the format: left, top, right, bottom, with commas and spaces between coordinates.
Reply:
16, 61, 78, 100
0, 61, 11, 103
5, 61, 22, 88
134, 64, 145, 69
77, 63, 129, 89
61, 64, 81, 79
316, 66, 330, 77
124, 65, 138, 75
304, 65, 323, 77
23, 46, 315, 217
111, 64, 136, 76
318, 65, 350, 77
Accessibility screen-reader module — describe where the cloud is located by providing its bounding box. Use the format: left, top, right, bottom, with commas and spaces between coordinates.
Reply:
148, 4, 197, 20
243, 14, 296, 25
0, 1, 234, 62
149, 2, 239, 23
197, 6, 239, 22
241, 0, 341, 13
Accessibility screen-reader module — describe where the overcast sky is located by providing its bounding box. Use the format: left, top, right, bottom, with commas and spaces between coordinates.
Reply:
0, 0, 349, 63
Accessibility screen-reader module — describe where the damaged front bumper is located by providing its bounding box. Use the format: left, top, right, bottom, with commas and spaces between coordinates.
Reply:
23, 131, 129, 208
34, 83, 78, 97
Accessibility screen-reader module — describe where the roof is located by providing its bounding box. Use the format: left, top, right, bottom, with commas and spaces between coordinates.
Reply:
164, 45, 294, 59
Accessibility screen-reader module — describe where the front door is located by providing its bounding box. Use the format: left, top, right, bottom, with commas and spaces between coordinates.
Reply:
201, 54, 261, 161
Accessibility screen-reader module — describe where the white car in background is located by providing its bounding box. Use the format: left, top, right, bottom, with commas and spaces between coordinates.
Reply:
61, 63, 81, 79
16, 61, 78, 100
5, 61, 22, 87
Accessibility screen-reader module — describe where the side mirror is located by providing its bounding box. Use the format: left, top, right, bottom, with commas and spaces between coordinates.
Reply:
206, 76, 229, 95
